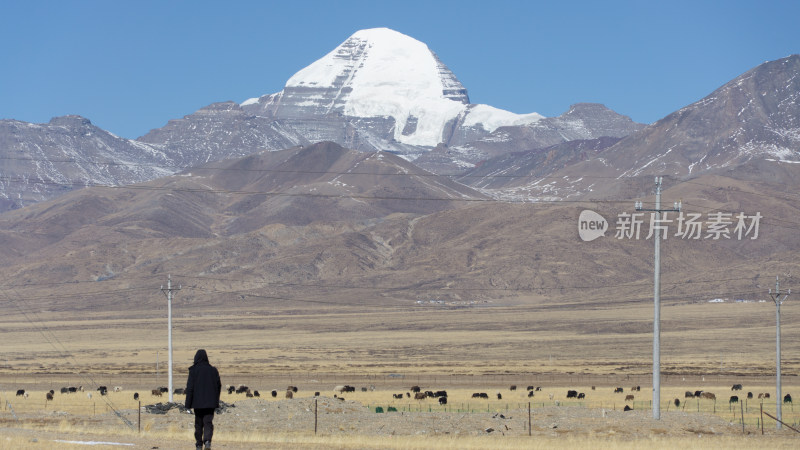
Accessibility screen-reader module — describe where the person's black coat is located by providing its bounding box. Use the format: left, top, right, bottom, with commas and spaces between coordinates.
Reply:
185, 349, 221, 410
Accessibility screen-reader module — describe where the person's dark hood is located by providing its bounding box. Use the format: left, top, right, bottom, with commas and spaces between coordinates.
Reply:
193, 349, 209, 366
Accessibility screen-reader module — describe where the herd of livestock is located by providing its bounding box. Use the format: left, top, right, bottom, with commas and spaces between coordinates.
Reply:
11, 382, 793, 409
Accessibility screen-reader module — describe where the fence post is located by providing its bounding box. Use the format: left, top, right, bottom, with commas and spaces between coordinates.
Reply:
528, 402, 532, 437
741, 399, 745, 433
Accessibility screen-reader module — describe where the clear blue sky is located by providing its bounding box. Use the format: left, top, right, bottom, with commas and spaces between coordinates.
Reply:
1, 0, 797, 139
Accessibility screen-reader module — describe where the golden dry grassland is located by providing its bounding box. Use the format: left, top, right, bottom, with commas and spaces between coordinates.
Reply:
1, 299, 796, 377
0, 297, 799, 447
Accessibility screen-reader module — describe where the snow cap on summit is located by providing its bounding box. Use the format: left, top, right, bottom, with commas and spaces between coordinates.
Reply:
285, 28, 468, 146
243, 28, 542, 147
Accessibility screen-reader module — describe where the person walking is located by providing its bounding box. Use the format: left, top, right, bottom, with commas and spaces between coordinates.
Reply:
185, 349, 221, 450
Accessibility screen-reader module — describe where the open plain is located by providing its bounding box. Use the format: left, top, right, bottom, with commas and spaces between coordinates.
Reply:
1, 296, 798, 448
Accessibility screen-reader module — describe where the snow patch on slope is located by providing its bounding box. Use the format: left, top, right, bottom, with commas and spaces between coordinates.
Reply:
463, 104, 543, 133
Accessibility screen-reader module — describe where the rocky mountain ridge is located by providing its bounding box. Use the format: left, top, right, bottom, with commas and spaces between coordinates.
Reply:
0, 115, 173, 211
2, 140, 799, 314
466, 55, 800, 201
0, 28, 647, 212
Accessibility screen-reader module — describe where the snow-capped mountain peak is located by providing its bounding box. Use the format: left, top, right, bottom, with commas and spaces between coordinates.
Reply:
242, 28, 542, 147
286, 28, 461, 96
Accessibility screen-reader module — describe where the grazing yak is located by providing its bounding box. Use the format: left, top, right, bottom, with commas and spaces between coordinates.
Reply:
614, 387, 624, 393
685, 391, 694, 398
414, 392, 426, 400
271, 390, 278, 398
285, 390, 293, 399
438, 397, 447, 405
624, 405, 633, 411
46, 392, 54, 401
577, 393, 585, 399
393, 393, 404, 399
566, 390, 578, 399
625, 394, 635, 401
731, 384, 743, 391
16, 389, 25, 397
784, 394, 793, 404
701, 392, 716, 401
133, 392, 139, 401
729, 395, 739, 404
151, 389, 162, 397
528, 391, 534, 398
674, 399, 680, 408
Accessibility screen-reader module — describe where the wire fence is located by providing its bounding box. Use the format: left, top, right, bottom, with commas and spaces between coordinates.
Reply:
5, 390, 797, 432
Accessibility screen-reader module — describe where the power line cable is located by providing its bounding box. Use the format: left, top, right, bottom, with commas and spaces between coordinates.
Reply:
0, 285, 136, 430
